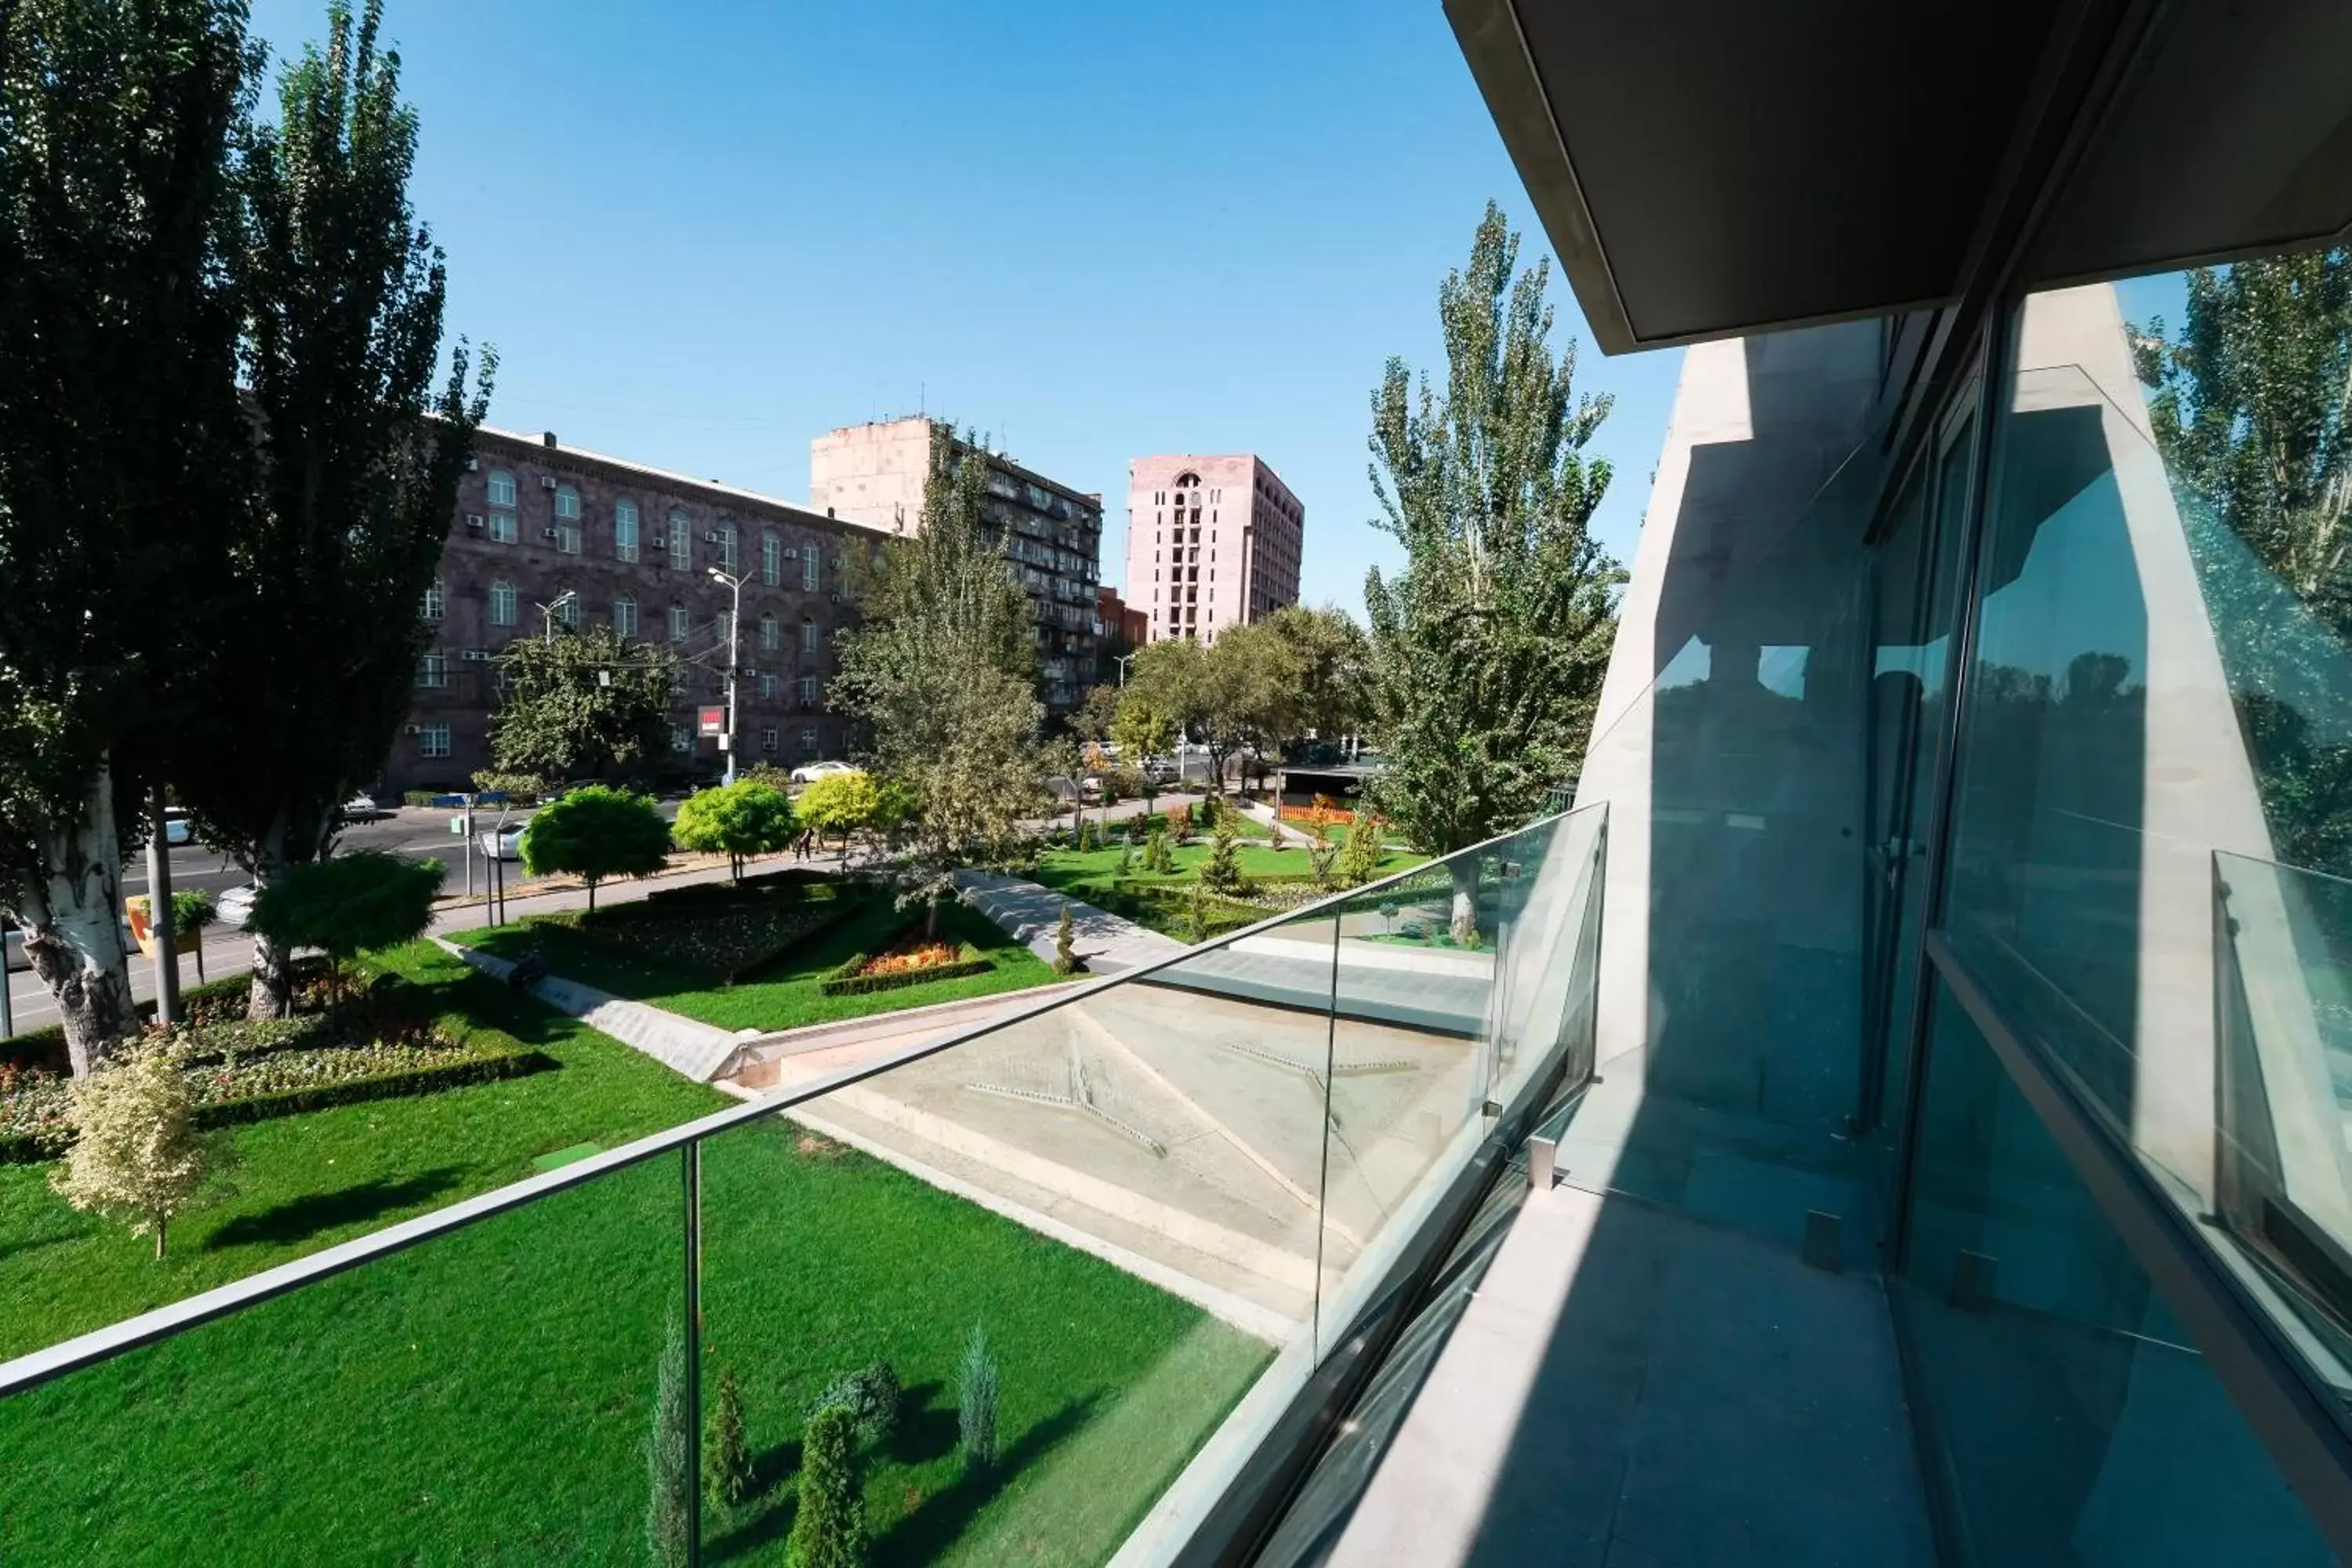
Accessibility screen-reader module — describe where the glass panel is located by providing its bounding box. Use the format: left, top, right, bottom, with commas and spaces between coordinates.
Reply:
0, 1152, 684, 1564
1895, 976, 2333, 1566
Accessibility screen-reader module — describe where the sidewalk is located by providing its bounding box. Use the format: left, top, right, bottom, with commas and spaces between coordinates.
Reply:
953, 869, 1188, 976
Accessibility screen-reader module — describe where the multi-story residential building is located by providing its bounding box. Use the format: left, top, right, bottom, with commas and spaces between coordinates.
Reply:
1124, 454, 1301, 645
808, 416, 1102, 708
389, 425, 884, 794
1093, 585, 1146, 677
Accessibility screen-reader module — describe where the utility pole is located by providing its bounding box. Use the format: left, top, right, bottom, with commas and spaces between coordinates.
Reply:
144, 788, 180, 1025
1116, 652, 1138, 686
709, 567, 745, 785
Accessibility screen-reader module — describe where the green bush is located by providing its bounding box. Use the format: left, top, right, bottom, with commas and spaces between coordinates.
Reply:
520, 786, 673, 911
1336, 811, 1386, 887
248, 852, 445, 973
1201, 819, 1244, 895
807, 1359, 901, 1447
673, 779, 798, 883
786, 1404, 868, 1568
646, 1311, 690, 1568
1053, 906, 1079, 976
706, 1366, 753, 1512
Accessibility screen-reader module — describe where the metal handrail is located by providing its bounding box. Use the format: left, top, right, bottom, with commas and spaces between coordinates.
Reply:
0, 801, 1599, 1398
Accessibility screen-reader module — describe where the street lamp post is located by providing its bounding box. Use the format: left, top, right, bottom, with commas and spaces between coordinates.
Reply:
708, 567, 745, 785
1115, 652, 1137, 686
536, 589, 577, 643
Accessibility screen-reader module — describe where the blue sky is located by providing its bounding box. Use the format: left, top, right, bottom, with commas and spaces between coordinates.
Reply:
245, 0, 1684, 619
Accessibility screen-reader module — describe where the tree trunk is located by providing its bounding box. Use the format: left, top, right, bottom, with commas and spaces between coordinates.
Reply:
244, 809, 329, 1021
587, 877, 598, 913
154, 1217, 167, 1261
17, 762, 138, 1075
1448, 856, 1480, 944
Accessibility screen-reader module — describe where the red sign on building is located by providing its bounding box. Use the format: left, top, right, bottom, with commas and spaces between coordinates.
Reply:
697, 706, 726, 737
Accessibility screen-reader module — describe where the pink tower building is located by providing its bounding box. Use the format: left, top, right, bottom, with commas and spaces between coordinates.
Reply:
1124, 455, 1303, 645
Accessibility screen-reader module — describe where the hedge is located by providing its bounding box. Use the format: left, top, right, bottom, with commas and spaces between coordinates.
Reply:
0, 968, 556, 1165
816, 942, 992, 997
554, 888, 858, 985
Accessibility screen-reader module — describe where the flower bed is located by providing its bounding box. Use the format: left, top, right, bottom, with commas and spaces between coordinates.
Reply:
559, 884, 855, 985
817, 933, 993, 996
0, 974, 553, 1164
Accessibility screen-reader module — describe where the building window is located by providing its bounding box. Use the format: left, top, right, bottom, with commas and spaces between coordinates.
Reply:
555, 594, 580, 630
422, 578, 445, 621
416, 652, 448, 688
668, 603, 689, 642
717, 524, 737, 574
802, 549, 819, 592
668, 510, 691, 570
419, 721, 451, 758
613, 594, 637, 639
554, 484, 581, 521
762, 530, 782, 586
797, 675, 818, 710
798, 728, 818, 758
555, 521, 581, 554
488, 579, 517, 627
614, 498, 639, 561
801, 616, 818, 652
759, 612, 779, 652
486, 470, 516, 508
760, 727, 779, 753
670, 721, 691, 753
488, 511, 517, 544
758, 672, 777, 701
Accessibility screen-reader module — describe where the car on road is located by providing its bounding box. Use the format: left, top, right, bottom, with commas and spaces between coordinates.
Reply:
477, 825, 526, 862
216, 884, 259, 929
162, 807, 194, 847
1141, 757, 1179, 786
788, 759, 857, 787
337, 793, 389, 823
3, 923, 23, 973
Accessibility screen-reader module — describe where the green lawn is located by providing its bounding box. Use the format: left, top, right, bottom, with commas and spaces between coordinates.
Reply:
1029, 840, 1429, 941
456, 891, 1059, 1033
0, 1116, 1271, 1566
0, 939, 723, 1364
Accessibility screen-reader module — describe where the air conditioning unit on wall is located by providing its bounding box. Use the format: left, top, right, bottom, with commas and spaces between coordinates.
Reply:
464, 514, 485, 530
538, 475, 558, 490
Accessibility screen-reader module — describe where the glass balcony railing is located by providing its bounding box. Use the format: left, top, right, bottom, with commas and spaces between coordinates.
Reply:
0, 804, 1606, 1567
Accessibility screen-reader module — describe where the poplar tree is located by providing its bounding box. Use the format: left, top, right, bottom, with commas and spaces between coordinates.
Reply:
1362, 202, 1623, 939
0, 0, 259, 1071
176, 0, 492, 1018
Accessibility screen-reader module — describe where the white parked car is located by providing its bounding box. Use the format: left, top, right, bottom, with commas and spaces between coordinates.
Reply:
789, 760, 857, 787
477, 825, 526, 862
339, 793, 387, 823
162, 808, 194, 847
216, 884, 259, 929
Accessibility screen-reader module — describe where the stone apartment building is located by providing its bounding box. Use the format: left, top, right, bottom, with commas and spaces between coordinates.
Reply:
1124, 454, 1302, 645
387, 425, 887, 796
808, 417, 1102, 709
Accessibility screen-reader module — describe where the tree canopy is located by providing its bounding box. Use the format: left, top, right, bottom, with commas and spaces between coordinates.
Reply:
518, 786, 671, 909
672, 779, 797, 883
795, 769, 888, 847
245, 850, 444, 968
1361, 201, 1623, 935
486, 625, 678, 792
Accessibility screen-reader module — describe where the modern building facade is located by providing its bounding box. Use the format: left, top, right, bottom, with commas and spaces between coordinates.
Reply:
390, 425, 882, 794
1124, 454, 1302, 644
808, 416, 1102, 707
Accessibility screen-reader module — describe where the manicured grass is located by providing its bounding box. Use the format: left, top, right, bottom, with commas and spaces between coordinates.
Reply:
457, 891, 1060, 1035
1029, 840, 1430, 941
0, 940, 724, 1364
0, 1117, 1271, 1566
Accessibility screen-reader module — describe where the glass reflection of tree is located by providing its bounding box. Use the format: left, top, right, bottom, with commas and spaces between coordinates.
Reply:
2136, 250, 2352, 873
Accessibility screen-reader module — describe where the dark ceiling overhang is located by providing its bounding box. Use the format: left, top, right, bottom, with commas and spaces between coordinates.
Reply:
1448, 0, 2352, 354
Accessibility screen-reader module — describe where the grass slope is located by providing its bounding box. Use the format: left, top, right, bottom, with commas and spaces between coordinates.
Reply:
458, 893, 1058, 1034
0, 941, 722, 1363
1029, 840, 1428, 940
0, 1120, 1270, 1566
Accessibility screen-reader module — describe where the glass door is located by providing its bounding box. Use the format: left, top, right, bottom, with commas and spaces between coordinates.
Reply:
1859, 396, 1978, 1174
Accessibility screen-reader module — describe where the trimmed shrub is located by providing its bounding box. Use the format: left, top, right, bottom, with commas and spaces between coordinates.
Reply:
646, 1311, 690, 1568
786, 1405, 869, 1568
1053, 906, 1080, 976
46, 1041, 212, 1259
706, 1365, 753, 1511
673, 779, 798, 883
1202, 818, 1245, 895
1336, 811, 1387, 887
520, 786, 673, 911
807, 1360, 902, 1447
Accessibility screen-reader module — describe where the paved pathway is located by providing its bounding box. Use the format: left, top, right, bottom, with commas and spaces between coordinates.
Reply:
428, 936, 747, 1081
953, 869, 1188, 976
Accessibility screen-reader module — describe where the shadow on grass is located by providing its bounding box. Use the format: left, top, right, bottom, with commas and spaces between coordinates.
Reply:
875, 1393, 1102, 1563
203, 1166, 466, 1250
703, 1436, 804, 1563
